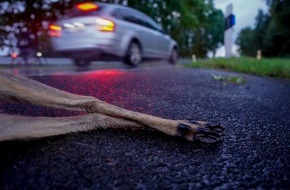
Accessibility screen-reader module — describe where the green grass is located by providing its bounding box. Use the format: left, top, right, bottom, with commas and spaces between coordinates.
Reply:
185, 57, 290, 79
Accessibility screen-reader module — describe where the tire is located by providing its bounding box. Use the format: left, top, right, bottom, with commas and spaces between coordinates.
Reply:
74, 59, 90, 67
124, 41, 142, 67
169, 48, 178, 64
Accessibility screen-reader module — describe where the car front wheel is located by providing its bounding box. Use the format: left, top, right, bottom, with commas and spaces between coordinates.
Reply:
124, 42, 142, 67
169, 48, 178, 64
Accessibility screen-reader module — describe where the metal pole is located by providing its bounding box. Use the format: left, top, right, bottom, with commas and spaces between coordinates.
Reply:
224, 4, 234, 58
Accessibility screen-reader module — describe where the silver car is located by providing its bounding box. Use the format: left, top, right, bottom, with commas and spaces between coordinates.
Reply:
49, 2, 178, 67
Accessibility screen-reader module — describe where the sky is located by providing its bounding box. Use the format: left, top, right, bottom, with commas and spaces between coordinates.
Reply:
214, 0, 268, 56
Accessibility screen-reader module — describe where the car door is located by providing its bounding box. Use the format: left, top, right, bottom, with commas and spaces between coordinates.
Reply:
146, 18, 172, 58
123, 11, 161, 58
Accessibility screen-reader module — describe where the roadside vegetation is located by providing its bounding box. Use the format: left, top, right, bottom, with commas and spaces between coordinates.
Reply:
186, 57, 290, 79
236, 1, 290, 58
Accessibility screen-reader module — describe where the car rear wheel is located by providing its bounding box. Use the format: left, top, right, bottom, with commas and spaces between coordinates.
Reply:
169, 48, 178, 64
74, 59, 90, 67
124, 42, 142, 67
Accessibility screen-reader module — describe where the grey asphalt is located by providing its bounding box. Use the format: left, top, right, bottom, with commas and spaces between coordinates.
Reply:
0, 65, 289, 189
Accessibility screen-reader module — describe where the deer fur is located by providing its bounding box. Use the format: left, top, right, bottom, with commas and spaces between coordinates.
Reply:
0, 71, 224, 143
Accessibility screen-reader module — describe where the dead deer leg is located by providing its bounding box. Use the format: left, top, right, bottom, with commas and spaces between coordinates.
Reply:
0, 113, 144, 142
81, 101, 225, 143
0, 71, 224, 143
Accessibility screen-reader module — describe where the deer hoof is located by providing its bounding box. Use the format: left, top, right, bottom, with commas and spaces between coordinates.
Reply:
176, 121, 225, 144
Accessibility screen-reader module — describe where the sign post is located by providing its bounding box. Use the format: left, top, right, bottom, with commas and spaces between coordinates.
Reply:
224, 4, 235, 57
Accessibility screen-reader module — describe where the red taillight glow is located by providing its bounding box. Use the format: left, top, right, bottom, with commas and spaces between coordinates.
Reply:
76, 3, 98, 11
49, 24, 62, 37
49, 24, 62, 31
96, 18, 115, 32
11, 52, 18, 59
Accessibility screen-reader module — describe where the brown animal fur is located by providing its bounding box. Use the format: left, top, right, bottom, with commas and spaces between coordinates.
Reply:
0, 71, 224, 143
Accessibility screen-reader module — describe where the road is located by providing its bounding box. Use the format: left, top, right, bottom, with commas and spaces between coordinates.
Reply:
0, 63, 289, 189
0, 57, 180, 76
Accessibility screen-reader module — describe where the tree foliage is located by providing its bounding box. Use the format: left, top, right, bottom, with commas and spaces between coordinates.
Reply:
236, 27, 256, 57
0, 0, 224, 57
236, 0, 290, 57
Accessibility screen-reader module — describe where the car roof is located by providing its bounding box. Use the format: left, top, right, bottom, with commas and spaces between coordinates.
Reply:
68, 2, 156, 26
103, 3, 162, 30
100, 3, 149, 17
83, 2, 135, 11
71, 2, 150, 18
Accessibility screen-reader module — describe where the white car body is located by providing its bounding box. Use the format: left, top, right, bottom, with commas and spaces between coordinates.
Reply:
50, 2, 178, 66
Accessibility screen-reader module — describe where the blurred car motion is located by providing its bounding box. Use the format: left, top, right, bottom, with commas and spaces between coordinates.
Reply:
49, 2, 178, 67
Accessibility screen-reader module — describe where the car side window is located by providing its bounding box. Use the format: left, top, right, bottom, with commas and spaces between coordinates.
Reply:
124, 13, 141, 25
137, 12, 163, 33
111, 9, 123, 20
112, 8, 160, 32
147, 17, 162, 32
111, 9, 139, 24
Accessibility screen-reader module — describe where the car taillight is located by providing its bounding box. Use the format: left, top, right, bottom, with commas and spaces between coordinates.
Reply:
96, 18, 115, 32
11, 52, 18, 59
76, 2, 98, 11
49, 24, 62, 37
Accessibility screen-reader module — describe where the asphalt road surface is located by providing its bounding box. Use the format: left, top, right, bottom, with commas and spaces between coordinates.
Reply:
0, 64, 289, 189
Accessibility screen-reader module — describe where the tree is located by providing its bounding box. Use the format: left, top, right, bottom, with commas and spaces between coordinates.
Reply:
170, 0, 224, 58
128, 0, 224, 58
237, 0, 290, 57
0, 0, 76, 55
253, 9, 269, 54
202, 1, 224, 57
264, 0, 290, 57
236, 27, 256, 56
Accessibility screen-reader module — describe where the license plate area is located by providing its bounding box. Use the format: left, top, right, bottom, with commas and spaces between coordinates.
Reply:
63, 22, 86, 33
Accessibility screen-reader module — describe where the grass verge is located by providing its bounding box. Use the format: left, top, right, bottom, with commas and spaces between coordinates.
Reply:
185, 57, 290, 79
